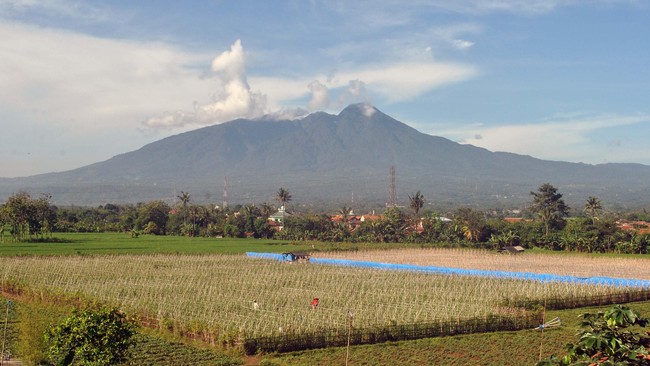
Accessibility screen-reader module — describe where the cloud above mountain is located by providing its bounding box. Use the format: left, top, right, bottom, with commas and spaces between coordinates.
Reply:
140, 40, 477, 129
142, 40, 268, 130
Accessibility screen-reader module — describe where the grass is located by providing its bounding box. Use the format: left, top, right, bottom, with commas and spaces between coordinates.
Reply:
0, 295, 242, 366
125, 332, 243, 366
0, 232, 427, 256
0, 233, 298, 256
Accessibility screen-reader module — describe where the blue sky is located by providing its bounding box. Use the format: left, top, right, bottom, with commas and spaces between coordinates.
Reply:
1, 0, 649, 177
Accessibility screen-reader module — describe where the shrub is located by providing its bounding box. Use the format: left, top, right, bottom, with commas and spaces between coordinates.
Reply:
45, 306, 135, 366
537, 305, 649, 365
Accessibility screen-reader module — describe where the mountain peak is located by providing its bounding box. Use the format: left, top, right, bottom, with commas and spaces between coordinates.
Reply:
339, 102, 379, 119
3, 103, 650, 208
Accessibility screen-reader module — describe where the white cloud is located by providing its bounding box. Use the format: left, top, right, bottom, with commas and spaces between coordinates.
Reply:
337, 79, 371, 107
307, 80, 330, 110
0, 21, 213, 135
143, 39, 268, 130
0, 21, 217, 175
337, 61, 477, 102
452, 39, 475, 50
250, 61, 477, 110
446, 114, 650, 163
360, 103, 377, 118
0, 0, 118, 23
430, 0, 568, 15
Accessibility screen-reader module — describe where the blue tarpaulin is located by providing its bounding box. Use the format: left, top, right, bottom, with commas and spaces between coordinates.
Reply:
245, 252, 650, 288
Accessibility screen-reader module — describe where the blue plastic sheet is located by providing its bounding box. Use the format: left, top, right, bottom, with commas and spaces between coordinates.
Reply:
246, 252, 650, 288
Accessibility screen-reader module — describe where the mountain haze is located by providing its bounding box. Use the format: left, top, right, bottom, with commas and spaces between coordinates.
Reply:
2, 103, 649, 210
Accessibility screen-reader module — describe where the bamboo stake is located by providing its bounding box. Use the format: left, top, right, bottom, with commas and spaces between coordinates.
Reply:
1, 300, 10, 366
538, 296, 547, 362
345, 311, 353, 366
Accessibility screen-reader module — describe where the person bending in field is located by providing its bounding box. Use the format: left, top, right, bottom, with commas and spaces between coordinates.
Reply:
311, 298, 319, 309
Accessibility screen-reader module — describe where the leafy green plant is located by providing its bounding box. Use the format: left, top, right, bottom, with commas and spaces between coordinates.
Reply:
537, 305, 650, 365
45, 306, 135, 366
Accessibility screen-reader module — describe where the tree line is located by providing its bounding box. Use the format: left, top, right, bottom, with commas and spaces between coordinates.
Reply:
1, 184, 649, 254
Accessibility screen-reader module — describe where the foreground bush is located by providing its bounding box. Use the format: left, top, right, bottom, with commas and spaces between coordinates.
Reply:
45, 307, 135, 366
538, 305, 650, 365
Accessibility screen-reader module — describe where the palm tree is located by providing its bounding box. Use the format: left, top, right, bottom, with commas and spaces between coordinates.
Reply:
177, 191, 191, 225
260, 202, 275, 219
585, 196, 602, 225
275, 188, 292, 226
276, 187, 292, 209
408, 191, 425, 217
338, 206, 351, 229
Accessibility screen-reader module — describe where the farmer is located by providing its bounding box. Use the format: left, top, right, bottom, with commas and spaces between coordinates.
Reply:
253, 300, 259, 310
311, 297, 319, 309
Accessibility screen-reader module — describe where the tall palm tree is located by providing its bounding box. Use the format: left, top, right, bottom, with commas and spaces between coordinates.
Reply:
585, 196, 602, 225
276, 187, 292, 209
408, 191, 425, 217
275, 188, 292, 226
177, 191, 191, 225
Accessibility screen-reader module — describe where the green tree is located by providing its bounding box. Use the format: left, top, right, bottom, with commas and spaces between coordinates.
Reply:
338, 206, 351, 229
31, 193, 56, 239
453, 207, 487, 242
530, 183, 570, 238
1, 191, 33, 241
585, 196, 603, 225
177, 191, 191, 225
45, 307, 135, 366
135, 201, 170, 235
259, 202, 275, 220
408, 191, 425, 217
537, 305, 649, 366
366, 207, 406, 243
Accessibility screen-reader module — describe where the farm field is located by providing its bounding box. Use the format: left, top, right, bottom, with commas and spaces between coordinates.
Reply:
265, 301, 650, 366
0, 232, 420, 256
313, 248, 650, 280
0, 232, 299, 256
4, 292, 650, 366
0, 253, 640, 342
3, 237, 650, 363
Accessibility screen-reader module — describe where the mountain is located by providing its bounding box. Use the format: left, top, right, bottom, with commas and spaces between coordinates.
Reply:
2, 103, 650, 210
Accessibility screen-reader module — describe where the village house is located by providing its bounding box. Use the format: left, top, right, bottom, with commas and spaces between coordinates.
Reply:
616, 220, 650, 235
268, 206, 292, 231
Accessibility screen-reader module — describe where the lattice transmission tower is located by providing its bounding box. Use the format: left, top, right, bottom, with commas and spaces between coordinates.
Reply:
387, 165, 397, 207
222, 176, 228, 209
